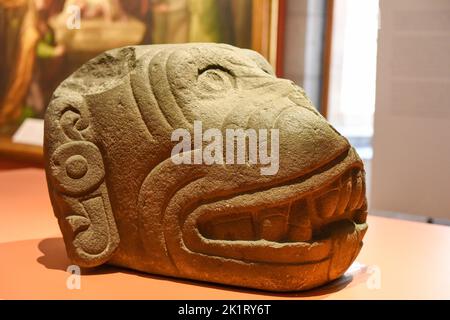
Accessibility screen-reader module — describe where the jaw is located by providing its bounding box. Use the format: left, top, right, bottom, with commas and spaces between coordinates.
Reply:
172, 148, 368, 291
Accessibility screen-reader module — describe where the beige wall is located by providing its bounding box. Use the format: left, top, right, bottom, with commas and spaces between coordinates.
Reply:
371, 0, 450, 219
283, 0, 308, 86
283, 0, 326, 109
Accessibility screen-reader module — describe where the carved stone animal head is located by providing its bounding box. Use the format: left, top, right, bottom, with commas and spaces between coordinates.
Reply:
44, 43, 367, 292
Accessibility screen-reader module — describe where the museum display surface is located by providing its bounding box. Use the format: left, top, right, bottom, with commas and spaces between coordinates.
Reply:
44, 43, 368, 291
3, 168, 450, 299
2, 0, 450, 305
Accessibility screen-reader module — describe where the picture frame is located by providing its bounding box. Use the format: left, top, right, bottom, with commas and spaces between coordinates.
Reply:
0, 0, 285, 165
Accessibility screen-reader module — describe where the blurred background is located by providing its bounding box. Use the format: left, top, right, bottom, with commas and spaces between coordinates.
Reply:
0, 0, 271, 135
1, 0, 449, 225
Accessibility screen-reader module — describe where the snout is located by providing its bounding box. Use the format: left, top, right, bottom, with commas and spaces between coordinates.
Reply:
275, 96, 351, 178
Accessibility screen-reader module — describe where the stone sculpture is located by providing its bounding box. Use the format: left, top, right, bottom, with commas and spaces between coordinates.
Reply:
44, 43, 368, 291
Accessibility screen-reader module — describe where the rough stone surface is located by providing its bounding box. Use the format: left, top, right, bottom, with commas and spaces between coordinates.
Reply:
44, 43, 368, 292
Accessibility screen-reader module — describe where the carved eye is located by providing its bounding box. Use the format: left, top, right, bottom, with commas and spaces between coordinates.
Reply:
197, 66, 235, 92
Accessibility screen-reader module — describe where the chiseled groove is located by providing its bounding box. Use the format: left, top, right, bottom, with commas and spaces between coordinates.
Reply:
149, 50, 175, 130
166, 50, 200, 126
138, 153, 207, 271
191, 248, 332, 267
160, 172, 206, 224
159, 172, 207, 272
127, 77, 154, 142
72, 192, 114, 259
157, 49, 192, 131
130, 49, 171, 139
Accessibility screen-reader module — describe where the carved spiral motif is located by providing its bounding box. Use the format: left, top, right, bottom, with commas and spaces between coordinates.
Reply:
50, 141, 105, 196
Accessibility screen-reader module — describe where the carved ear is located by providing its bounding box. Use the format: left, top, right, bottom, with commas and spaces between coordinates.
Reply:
44, 95, 119, 267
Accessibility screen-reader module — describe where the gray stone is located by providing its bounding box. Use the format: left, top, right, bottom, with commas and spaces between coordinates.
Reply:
44, 43, 367, 291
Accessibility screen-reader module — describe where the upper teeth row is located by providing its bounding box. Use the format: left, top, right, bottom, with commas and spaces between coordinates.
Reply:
313, 169, 365, 219
198, 169, 365, 243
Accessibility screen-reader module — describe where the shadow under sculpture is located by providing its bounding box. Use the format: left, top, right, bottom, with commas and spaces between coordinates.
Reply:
44, 43, 368, 292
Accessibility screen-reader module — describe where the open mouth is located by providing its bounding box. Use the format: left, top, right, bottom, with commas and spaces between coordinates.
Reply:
181, 148, 368, 265
198, 168, 366, 243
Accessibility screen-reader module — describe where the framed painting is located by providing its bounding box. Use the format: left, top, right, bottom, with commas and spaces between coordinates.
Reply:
0, 0, 285, 165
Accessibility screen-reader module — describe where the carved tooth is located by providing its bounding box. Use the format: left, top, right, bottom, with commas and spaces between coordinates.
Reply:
259, 215, 288, 241
287, 199, 312, 242
354, 210, 367, 224
257, 205, 289, 242
357, 176, 367, 209
348, 172, 363, 211
335, 177, 352, 216
201, 213, 255, 241
316, 189, 340, 219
